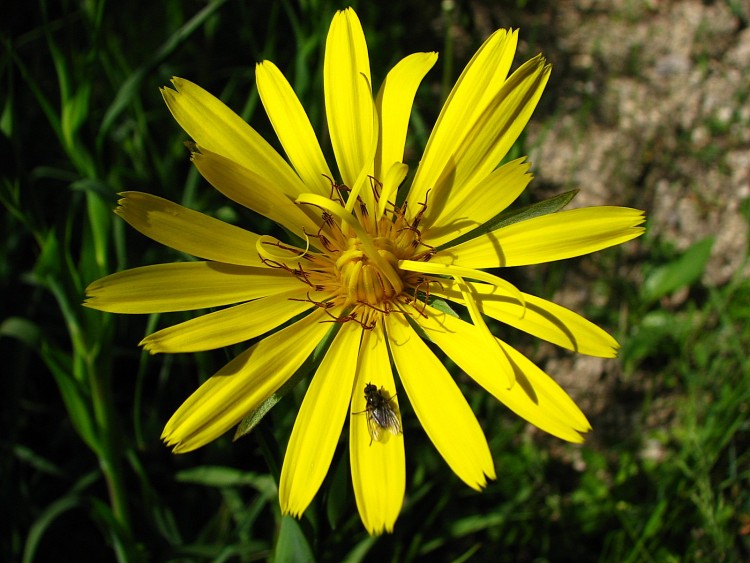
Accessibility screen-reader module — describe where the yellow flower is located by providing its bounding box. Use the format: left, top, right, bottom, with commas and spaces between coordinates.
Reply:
85, 8, 644, 534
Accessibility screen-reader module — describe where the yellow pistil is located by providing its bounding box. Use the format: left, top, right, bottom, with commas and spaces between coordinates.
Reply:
258, 179, 440, 329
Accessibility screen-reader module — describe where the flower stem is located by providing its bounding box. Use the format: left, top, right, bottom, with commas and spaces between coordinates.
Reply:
82, 329, 136, 558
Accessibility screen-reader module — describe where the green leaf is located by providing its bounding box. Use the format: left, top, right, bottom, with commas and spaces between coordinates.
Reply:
426, 297, 460, 318
13, 445, 64, 477
98, 0, 230, 141
642, 237, 715, 303
642, 499, 668, 539
619, 310, 691, 373
88, 497, 141, 563
1, 66, 14, 137
60, 83, 94, 174
342, 537, 377, 563
437, 189, 579, 251
98, 68, 147, 142
32, 229, 63, 281
84, 188, 115, 275
0, 317, 42, 347
9, 40, 61, 143
40, 341, 101, 454
232, 391, 285, 442
176, 466, 277, 494
490, 188, 580, 229
1, 316, 100, 453
23, 496, 83, 563
274, 515, 315, 563
739, 196, 750, 226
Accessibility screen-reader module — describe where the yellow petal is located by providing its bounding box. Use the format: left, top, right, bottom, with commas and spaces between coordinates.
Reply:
116, 192, 265, 267
433, 279, 619, 357
398, 259, 525, 311
84, 262, 301, 313
432, 207, 646, 268
453, 275, 515, 389
407, 29, 518, 223
421, 55, 549, 226
374, 52, 438, 181
279, 322, 361, 517
385, 314, 495, 489
422, 157, 532, 248
191, 147, 320, 240
344, 91, 379, 213
350, 323, 405, 534
161, 77, 307, 197
255, 61, 332, 195
162, 309, 334, 453
377, 162, 409, 219
324, 8, 373, 188
415, 304, 590, 441
140, 289, 315, 354
497, 339, 591, 435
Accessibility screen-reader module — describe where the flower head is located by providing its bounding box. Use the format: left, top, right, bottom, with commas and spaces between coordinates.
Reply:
85, 8, 644, 534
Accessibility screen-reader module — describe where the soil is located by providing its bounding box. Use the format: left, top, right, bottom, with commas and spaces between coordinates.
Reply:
450, 0, 750, 448
526, 0, 750, 288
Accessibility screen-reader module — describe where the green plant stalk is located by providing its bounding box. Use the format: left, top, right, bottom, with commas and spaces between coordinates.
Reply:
45, 265, 134, 551
84, 343, 134, 545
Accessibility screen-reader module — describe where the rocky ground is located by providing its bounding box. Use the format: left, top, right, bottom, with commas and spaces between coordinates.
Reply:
525, 0, 750, 287
452, 0, 750, 443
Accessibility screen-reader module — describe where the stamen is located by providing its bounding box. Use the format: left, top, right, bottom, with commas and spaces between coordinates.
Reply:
267, 166, 456, 333
256, 234, 310, 267
297, 193, 404, 295
411, 277, 441, 317
322, 174, 346, 205
369, 176, 382, 202
289, 294, 375, 329
411, 188, 431, 229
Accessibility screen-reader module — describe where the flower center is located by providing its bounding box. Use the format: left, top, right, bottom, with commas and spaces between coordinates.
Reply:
260, 177, 437, 329
336, 236, 401, 308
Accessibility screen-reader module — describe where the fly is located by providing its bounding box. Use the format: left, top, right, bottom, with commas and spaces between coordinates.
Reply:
354, 383, 402, 445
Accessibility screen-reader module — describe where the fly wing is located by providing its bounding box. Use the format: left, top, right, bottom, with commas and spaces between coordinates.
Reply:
384, 406, 402, 436
366, 411, 385, 443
